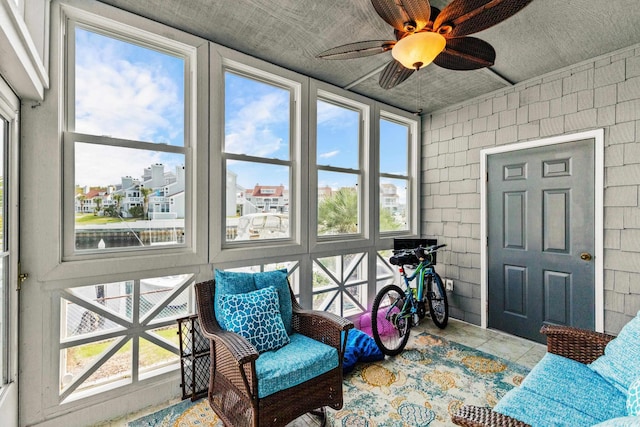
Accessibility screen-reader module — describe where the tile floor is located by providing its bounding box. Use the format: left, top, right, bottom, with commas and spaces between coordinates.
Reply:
105, 318, 547, 426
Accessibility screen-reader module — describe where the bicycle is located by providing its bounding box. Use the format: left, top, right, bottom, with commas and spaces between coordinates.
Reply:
371, 244, 449, 355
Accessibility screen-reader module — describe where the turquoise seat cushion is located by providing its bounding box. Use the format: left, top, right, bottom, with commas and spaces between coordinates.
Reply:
214, 269, 256, 329
256, 333, 338, 398
220, 286, 290, 353
254, 269, 293, 335
589, 310, 640, 394
494, 353, 627, 426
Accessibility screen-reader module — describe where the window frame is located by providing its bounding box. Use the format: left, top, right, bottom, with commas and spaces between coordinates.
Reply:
54, 5, 209, 279
57, 273, 196, 403
209, 47, 309, 264
309, 81, 372, 252
0, 71, 19, 423
376, 106, 420, 245
314, 94, 364, 239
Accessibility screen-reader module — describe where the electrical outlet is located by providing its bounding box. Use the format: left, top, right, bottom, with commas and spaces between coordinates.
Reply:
445, 279, 454, 292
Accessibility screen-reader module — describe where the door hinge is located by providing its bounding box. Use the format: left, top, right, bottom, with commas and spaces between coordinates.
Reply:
17, 263, 28, 290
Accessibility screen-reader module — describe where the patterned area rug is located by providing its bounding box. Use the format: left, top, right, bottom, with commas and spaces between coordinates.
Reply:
128, 332, 529, 427
331, 332, 529, 426
127, 398, 219, 426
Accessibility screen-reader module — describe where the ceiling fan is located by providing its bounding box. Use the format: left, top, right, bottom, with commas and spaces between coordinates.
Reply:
317, 0, 534, 89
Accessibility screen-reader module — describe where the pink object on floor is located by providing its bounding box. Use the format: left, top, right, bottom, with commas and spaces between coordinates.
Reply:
359, 307, 400, 337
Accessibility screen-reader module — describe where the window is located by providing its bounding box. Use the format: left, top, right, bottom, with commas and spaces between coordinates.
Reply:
223, 69, 295, 243
379, 116, 412, 232
59, 274, 194, 402
316, 95, 364, 237
312, 252, 367, 317
64, 24, 196, 256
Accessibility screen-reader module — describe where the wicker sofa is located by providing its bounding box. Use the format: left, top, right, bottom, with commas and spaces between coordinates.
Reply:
452, 311, 640, 427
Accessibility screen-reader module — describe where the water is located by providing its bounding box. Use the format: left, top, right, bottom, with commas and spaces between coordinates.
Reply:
75, 229, 184, 250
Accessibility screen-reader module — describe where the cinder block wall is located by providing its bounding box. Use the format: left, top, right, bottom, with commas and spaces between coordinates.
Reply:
422, 43, 640, 335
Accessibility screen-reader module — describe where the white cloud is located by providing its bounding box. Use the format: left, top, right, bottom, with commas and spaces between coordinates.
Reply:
74, 32, 183, 145
317, 100, 356, 127
71, 30, 186, 188
225, 92, 288, 157
319, 150, 340, 158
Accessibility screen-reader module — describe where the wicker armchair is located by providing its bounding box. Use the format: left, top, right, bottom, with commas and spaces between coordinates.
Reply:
195, 279, 353, 427
451, 324, 616, 427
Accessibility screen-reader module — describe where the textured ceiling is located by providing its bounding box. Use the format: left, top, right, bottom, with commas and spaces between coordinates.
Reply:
98, 0, 640, 115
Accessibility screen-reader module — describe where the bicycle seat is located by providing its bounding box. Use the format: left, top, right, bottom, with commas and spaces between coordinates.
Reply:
390, 250, 418, 266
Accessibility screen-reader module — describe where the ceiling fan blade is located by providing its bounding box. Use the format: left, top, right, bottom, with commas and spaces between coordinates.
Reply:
434, 0, 533, 38
317, 40, 395, 60
429, 6, 441, 25
371, 0, 433, 33
433, 37, 496, 70
379, 59, 415, 89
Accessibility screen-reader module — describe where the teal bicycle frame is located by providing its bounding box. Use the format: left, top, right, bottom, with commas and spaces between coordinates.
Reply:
397, 255, 434, 323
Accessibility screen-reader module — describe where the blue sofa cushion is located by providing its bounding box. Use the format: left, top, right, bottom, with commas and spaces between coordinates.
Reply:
592, 416, 640, 426
495, 386, 605, 427
221, 286, 290, 353
343, 328, 384, 374
494, 353, 627, 426
589, 310, 640, 394
254, 269, 293, 335
256, 333, 338, 398
214, 269, 256, 329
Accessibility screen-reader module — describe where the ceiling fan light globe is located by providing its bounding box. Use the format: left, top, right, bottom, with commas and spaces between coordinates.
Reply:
392, 32, 446, 70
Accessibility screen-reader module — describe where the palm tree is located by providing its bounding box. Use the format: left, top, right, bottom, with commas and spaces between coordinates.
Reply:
94, 197, 102, 215
318, 187, 358, 234
113, 193, 124, 217
139, 186, 153, 220
77, 194, 86, 213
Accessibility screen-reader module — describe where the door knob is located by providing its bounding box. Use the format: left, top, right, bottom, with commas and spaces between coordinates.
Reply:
580, 252, 593, 261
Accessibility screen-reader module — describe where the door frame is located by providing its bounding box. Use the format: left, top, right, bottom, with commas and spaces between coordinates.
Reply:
0, 75, 20, 427
480, 129, 604, 332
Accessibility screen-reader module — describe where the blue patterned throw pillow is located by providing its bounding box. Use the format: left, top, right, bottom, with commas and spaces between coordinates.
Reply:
221, 286, 290, 353
254, 269, 293, 334
629, 377, 640, 416
214, 269, 256, 329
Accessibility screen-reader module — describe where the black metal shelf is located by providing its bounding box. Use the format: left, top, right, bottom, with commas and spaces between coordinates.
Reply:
178, 314, 210, 401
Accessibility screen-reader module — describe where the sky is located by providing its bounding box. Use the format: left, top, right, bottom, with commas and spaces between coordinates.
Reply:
73, 27, 408, 203
74, 28, 184, 188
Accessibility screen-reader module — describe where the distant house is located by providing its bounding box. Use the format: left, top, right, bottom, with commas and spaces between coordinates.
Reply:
380, 182, 400, 214
318, 185, 333, 200
75, 164, 186, 219
75, 187, 113, 214
240, 184, 288, 215
120, 164, 186, 218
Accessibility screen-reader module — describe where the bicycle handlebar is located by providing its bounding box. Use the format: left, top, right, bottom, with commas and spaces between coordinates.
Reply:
392, 243, 446, 255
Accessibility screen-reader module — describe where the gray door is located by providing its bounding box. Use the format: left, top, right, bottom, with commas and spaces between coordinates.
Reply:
488, 139, 595, 343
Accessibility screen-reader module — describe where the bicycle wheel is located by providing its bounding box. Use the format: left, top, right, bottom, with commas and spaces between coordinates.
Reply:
371, 284, 411, 356
427, 272, 449, 329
